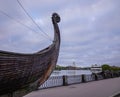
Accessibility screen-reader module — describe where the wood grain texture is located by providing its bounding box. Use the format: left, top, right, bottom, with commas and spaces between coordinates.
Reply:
0, 13, 61, 95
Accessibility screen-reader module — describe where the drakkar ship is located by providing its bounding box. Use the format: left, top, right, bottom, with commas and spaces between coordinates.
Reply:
0, 13, 61, 96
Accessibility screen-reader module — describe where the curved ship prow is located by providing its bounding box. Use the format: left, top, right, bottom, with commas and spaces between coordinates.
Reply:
0, 13, 61, 96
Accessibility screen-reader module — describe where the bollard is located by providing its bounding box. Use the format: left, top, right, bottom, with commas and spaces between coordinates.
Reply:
63, 75, 68, 86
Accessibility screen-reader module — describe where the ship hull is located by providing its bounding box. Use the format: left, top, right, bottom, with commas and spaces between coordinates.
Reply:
0, 13, 61, 96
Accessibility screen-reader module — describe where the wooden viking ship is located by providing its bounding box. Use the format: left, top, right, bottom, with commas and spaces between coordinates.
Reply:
0, 13, 61, 96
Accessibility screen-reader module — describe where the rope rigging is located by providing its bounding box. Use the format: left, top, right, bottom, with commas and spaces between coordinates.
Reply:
0, 9, 51, 41
16, 0, 53, 41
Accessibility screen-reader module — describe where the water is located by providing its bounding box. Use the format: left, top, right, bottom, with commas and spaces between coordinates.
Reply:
51, 70, 92, 76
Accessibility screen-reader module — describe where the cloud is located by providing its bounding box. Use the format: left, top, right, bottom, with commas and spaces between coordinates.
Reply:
0, 0, 120, 67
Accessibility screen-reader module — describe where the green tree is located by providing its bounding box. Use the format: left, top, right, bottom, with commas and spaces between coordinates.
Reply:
102, 64, 111, 71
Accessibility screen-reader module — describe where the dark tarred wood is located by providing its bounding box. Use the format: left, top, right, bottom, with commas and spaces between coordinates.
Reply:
0, 13, 61, 95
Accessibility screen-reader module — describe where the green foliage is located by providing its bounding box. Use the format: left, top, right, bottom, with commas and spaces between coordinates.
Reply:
56, 64, 120, 71
55, 65, 66, 70
102, 64, 120, 71
102, 64, 111, 71
111, 66, 120, 71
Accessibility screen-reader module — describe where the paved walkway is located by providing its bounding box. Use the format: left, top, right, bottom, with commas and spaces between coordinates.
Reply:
24, 77, 120, 97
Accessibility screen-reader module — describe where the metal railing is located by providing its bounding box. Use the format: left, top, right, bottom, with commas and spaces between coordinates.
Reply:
84, 74, 95, 82
97, 74, 104, 80
67, 75, 82, 85
39, 72, 120, 89
39, 76, 63, 89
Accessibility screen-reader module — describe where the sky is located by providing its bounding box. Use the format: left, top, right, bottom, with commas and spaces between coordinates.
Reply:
0, 0, 120, 67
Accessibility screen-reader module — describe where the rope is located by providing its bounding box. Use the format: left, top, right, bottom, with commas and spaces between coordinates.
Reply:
0, 9, 48, 39
17, 0, 53, 41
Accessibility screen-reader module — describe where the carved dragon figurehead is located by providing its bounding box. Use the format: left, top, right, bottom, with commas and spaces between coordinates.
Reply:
52, 13, 60, 24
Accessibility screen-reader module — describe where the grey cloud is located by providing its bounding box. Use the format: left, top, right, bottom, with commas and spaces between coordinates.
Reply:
0, 0, 120, 67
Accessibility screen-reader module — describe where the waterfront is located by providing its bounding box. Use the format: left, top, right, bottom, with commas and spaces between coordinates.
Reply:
51, 70, 92, 76
40, 70, 120, 89
24, 77, 120, 97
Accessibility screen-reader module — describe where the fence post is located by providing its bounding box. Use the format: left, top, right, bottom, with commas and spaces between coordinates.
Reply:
94, 74, 98, 80
118, 72, 120, 77
103, 73, 106, 79
63, 75, 68, 86
81, 74, 85, 83
109, 73, 111, 78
